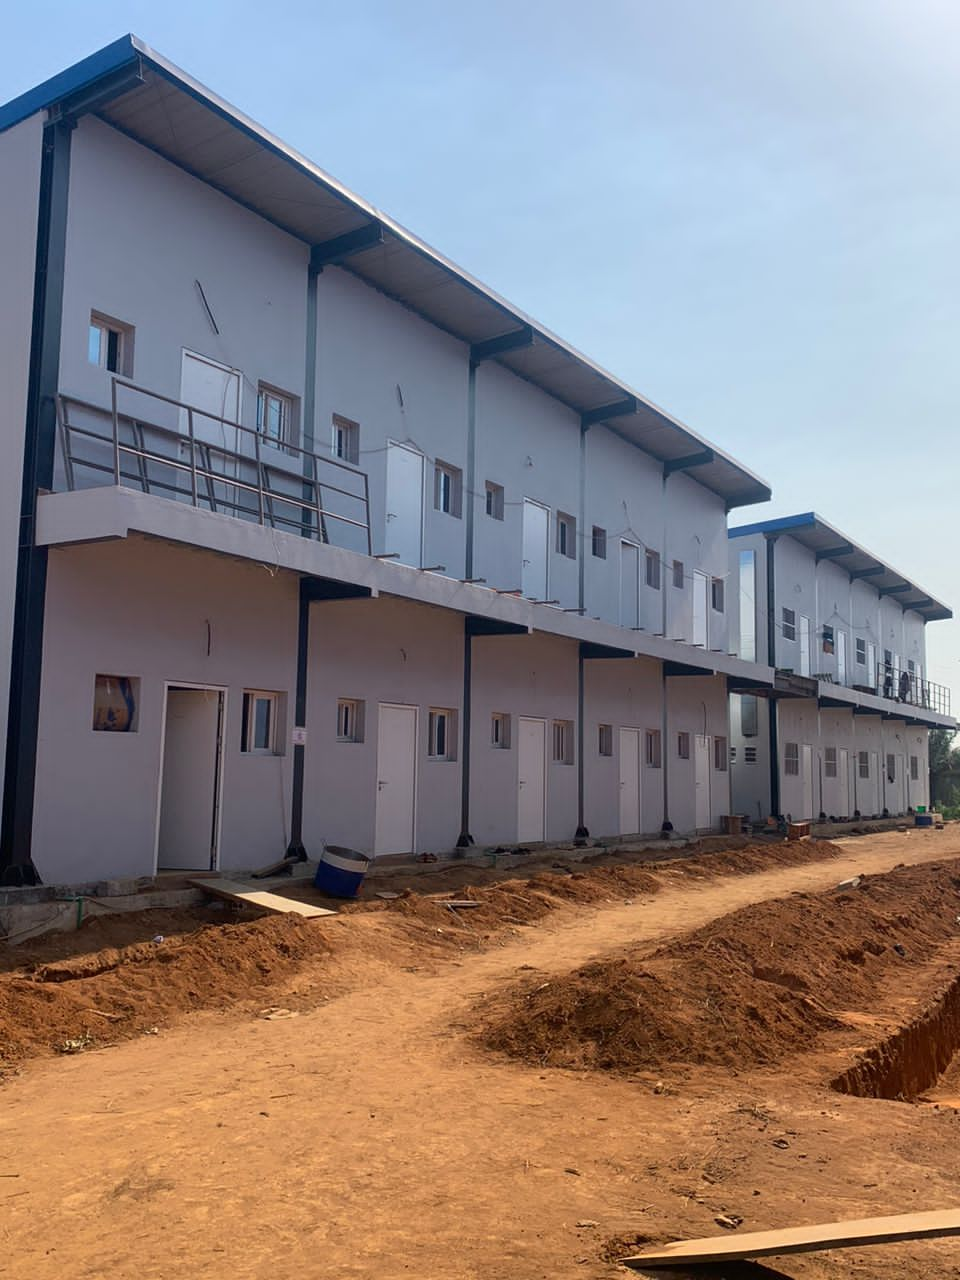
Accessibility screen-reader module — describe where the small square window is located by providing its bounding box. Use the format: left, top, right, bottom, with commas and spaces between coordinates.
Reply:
858, 750, 870, 779
645, 549, 661, 590
88, 312, 133, 376
645, 729, 662, 769
434, 462, 463, 518
744, 745, 758, 764
856, 638, 867, 666
714, 735, 728, 771
336, 698, 364, 743
556, 512, 577, 559
910, 755, 919, 781
552, 719, 574, 765
428, 708, 457, 760
92, 674, 139, 732
824, 746, 838, 778
485, 481, 504, 521
784, 742, 800, 776
591, 526, 607, 559
822, 625, 835, 655
782, 608, 796, 642
257, 385, 298, 448
677, 731, 690, 760
242, 690, 281, 754
730, 744, 737, 763
332, 415, 360, 465
491, 711, 511, 749
672, 559, 684, 589
598, 723, 613, 756
711, 577, 725, 613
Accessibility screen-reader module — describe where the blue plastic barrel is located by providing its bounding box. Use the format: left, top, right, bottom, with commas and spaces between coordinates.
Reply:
915, 814, 934, 828
314, 845, 371, 898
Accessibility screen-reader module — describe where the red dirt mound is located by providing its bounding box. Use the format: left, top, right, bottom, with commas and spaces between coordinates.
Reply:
473, 859, 960, 1074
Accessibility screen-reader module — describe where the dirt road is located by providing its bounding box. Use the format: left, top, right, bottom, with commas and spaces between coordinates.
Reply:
2, 829, 959, 1280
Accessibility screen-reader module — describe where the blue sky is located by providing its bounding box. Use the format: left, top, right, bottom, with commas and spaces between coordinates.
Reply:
3, 1, 958, 701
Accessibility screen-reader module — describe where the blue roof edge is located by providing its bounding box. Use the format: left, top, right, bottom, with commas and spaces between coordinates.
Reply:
0, 34, 139, 133
728, 513, 817, 539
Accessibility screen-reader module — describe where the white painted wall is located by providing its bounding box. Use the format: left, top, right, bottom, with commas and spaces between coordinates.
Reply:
303, 594, 463, 856
33, 539, 298, 883
0, 112, 44, 793
582, 656, 664, 836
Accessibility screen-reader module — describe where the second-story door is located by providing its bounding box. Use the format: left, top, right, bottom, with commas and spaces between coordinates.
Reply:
692, 571, 708, 647
385, 442, 424, 568
180, 350, 242, 447
521, 500, 549, 600
837, 630, 847, 685
620, 541, 640, 628
799, 615, 811, 677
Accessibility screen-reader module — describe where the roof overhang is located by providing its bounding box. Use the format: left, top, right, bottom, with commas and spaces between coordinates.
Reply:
729, 512, 952, 622
0, 34, 772, 511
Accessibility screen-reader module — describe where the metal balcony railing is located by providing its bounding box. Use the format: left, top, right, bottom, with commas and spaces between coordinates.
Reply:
875, 662, 951, 717
55, 379, 371, 555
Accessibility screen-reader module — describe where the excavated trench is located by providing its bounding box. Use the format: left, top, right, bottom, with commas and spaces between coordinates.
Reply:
832, 970, 960, 1101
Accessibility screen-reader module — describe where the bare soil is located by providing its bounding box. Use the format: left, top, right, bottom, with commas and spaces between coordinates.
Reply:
1, 828, 959, 1280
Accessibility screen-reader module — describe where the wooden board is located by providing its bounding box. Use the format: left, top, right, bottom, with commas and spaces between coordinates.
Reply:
189, 877, 336, 919
622, 1208, 960, 1269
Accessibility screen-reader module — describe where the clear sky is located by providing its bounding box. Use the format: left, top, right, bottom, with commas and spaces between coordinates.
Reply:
3, 1, 958, 702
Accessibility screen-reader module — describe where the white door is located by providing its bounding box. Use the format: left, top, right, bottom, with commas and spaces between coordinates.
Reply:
618, 728, 642, 835
620, 542, 640, 628
374, 704, 418, 855
157, 687, 224, 870
870, 751, 880, 813
799, 615, 811, 677
867, 642, 877, 688
801, 743, 814, 818
521, 500, 549, 600
837, 630, 847, 685
517, 717, 547, 843
694, 734, 711, 828
692, 572, 708, 647
839, 747, 850, 817
385, 443, 424, 568
180, 350, 242, 446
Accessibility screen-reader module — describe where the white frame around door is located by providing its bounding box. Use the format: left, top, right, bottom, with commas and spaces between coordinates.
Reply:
618, 726, 642, 836
517, 716, 547, 843
154, 680, 228, 875
521, 499, 550, 602
385, 441, 426, 569
374, 702, 420, 856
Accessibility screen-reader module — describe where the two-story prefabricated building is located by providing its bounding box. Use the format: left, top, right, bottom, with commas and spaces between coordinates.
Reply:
2, 34, 805, 887
727, 515, 953, 824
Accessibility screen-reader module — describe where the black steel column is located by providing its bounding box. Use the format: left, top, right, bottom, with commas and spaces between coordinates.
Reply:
286, 581, 311, 860
575, 645, 588, 841
457, 620, 474, 847
765, 532, 780, 817
1, 119, 74, 886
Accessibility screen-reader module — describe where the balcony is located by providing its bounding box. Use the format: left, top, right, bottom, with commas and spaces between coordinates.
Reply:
55, 380, 371, 555
872, 662, 951, 718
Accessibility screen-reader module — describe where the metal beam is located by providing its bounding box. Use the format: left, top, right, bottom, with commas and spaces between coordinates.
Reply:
580, 396, 637, 428
310, 221, 384, 271
849, 566, 885, 581
664, 659, 713, 677
469, 325, 534, 364
878, 584, 911, 597
465, 616, 527, 637
663, 449, 714, 477
49, 61, 145, 122
301, 578, 372, 603
816, 543, 854, 562
580, 641, 634, 660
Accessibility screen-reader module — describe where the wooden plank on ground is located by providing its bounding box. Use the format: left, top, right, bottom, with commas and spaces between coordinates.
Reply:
189, 877, 336, 919
622, 1208, 960, 1269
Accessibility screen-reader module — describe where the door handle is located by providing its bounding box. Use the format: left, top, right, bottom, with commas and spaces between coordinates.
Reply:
377, 780, 387, 790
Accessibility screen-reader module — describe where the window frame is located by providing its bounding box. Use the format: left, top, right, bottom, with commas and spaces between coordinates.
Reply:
598, 723, 613, 757
713, 735, 728, 772
552, 719, 574, 765
257, 383, 298, 450
645, 549, 661, 590
332, 414, 360, 466
336, 697, 364, 743
672, 559, 684, 589
782, 607, 797, 642
784, 741, 800, 776
490, 711, 511, 749
711, 577, 725, 613
822, 624, 835, 655
484, 481, 505, 521
242, 690, 280, 755
824, 746, 838, 778
856, 637, 867, 666
645, 729, 662, 769
88, 311, 134, 377
428, 708, 458, 761
556, 512, 577, 560
591, 526, 607, 559
677, 731, 690, 760
858, 750, 870, 779
910, 754, 919, 782
740, 693, 759, 738
434, 461, 463, 518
